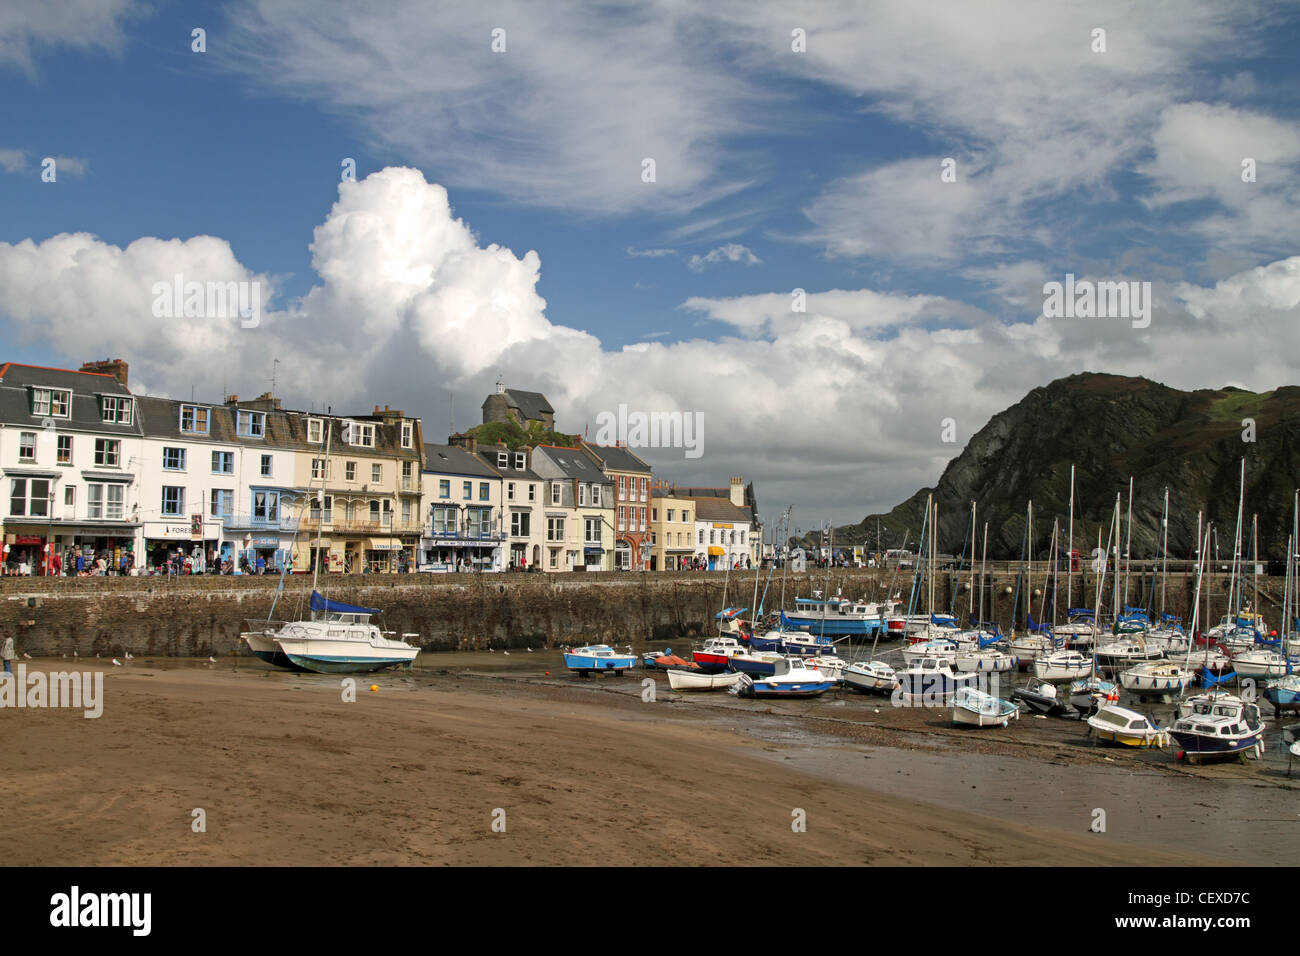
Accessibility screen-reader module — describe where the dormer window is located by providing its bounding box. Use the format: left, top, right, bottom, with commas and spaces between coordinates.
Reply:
100, 396, 133, 424
497, 452, 508, 467
32, 387, 71, 418
514, 452, 525, 470
307, 418, 323, 445
179, 404, 209, 434
237, 410, 265, 438
592, 484, 601, 507
342, 421, 374, 447
400, 422, 413, 449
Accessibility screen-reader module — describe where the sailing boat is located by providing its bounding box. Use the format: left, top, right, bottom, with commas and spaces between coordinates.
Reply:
243, 420, 420, 674
1170, 479, 1267, 765
1264, 491, 1300, 715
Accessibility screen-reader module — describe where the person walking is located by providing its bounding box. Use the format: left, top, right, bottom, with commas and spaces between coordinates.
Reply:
1, 633, 14, 675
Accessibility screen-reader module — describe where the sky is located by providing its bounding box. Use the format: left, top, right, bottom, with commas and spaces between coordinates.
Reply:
1, 0, 1298, 538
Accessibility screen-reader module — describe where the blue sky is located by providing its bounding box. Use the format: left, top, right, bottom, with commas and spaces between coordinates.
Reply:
2, 1, 1299, 528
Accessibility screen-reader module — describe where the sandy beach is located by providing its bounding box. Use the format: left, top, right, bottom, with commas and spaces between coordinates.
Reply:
1, 653, 1296, 866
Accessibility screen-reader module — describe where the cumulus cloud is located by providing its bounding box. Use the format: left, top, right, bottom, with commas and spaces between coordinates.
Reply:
686, 243, 762, 272
1, 167, 1296, 526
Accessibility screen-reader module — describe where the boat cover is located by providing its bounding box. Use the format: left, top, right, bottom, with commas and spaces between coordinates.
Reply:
310, 591, 382, 615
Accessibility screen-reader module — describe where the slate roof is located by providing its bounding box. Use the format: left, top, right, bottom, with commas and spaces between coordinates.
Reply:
0, 362, 141, 437
486, 388, 553, 421
475, 442, 543, 481
423, 442, 499, 478
534, 444, 610, 483
581, 442, 651, 474
690, 497, 754, 524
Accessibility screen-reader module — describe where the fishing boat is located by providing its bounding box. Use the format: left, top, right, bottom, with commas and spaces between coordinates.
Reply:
779, 594, 897, 637
895, 656, 982, 705
952, 686, 1019, 727
842, 659, 898, 694
728, 649, 785, 676
1032, 649, 1093, 682
563, 644, 637, 675
1012, 676, 1070, 717
1263, 674, 1300, 715
1170, 691, 1266, 764
1119, 660, 1194, 697
666, 668, 744, 692
691, 636, 746, 671
780, 630, 840, 657
268, 591, 421, 674
1069, 676, 1119, 717
1087, 704, 1169, 748
729, 657, 835, 699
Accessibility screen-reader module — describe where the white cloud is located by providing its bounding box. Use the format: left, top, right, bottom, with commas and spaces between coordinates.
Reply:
221, 0, 758, 215
0, 0, 140, 75
686, 243, 761, 272
0, 148, 24, 173
1, 167, 1296, 527
626, 247, 676, 258
49, 154, 88, 177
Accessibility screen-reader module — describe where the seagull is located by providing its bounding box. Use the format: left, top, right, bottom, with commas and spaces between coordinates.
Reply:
112, 658, 122, 666
95, 652, 101, 659
61, 652, 67, 659
527, 647, 533, 653
208, 656, 217, 664
503, 650, 510, 656
124, 651, 134, 660
488, 648, 495, 653
21, 652, 31, 660
72, 650, 78, 659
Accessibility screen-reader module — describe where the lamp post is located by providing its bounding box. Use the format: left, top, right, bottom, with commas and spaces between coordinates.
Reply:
46, 486, 56, 576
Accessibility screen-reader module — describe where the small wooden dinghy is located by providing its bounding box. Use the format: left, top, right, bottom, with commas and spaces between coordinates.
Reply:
666, 668, 744, 692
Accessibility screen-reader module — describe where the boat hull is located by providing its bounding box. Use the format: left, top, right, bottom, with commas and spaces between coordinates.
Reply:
667, 669, 744, 691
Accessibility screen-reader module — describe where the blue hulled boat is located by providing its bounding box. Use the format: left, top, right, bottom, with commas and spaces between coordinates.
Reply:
778, 596, 897, 637
563, 644, 637, 676
1170, 691, 1265, 764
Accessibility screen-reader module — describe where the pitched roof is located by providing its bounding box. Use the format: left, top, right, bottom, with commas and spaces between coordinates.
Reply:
534, 444, 609, 482
423, 442, 499, 478
494, 388, 553, 421
582, 442, 651, 474
691, 497, 754, 523
0, 362, 139, 435
475, 443, 542, 480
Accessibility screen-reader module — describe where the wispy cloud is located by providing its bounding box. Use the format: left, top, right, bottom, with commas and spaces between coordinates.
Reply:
626, 246, 677, 258
0, 148, 24, 173
0, 0, 142, 76
687, 243, 761, 272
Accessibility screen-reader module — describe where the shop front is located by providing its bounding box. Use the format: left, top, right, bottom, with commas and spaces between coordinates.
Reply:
583, 545, 604, 571
421, 534, 504, 572
143, 516, 223, 574
2, 528, 51, 575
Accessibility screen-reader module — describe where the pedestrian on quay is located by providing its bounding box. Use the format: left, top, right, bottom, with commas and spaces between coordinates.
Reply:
256, 554, 266, 575
51, 552, 62, 576
1, 633, 14, 675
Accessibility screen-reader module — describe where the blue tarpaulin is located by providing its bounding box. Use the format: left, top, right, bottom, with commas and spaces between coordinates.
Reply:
310, 591, 382, 615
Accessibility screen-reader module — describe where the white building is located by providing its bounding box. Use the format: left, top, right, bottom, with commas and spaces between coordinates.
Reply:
0, 360, 145, 574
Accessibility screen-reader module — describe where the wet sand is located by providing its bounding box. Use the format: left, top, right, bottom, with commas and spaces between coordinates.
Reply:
1, 653, 1296, 865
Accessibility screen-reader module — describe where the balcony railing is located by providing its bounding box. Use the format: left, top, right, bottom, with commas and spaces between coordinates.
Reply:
399, 478, 419, 493
427, 529, 507, 541
300, 516, 423, 535
222, 513, 300, 531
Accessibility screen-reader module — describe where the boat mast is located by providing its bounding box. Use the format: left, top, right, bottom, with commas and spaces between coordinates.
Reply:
1090, 499, 1119, 682
1251, 513, 1259, 619
967, 501, 977, 624
979, 521, 988, 627
1160, 486, 1169, 619
1123, 475, 1133, 612
1067, 464, 1075, 612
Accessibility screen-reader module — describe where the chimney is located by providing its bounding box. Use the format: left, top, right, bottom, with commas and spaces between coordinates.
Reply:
80, 358, 129, 386
226, 394, 239, 405
469, 436, 478, 453
730, 476, 744, 507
